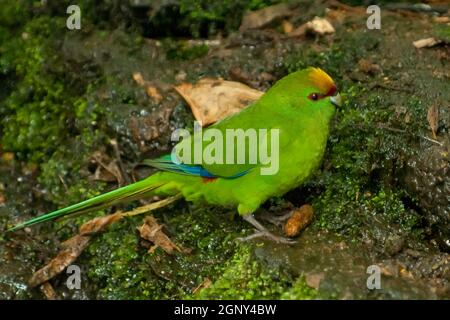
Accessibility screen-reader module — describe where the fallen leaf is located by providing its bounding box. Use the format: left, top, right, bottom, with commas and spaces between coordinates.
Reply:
28, 196, 181, 287
289, 24, 309, 37
306, 16, 335, 35
193, 277, 212, 294
91, 151, 125, 186
427, 104, 439, 139
289, 17, 335, 37
282, 20, 294, 34
399, 267, 414, 279
174, 78, 264, 126
284, 204, 314, 237
413, 37, 441, 49
133, 72, 146, 86
358, 58, 381, 75
133, 71, 164, 103
29, 235, 91, 287
79, 212, 124, 235
240, 3, 293, 30
0, 192, 5, 205
138, 216, 182, 255
40, 282, 58, 300
433, 16, 450, 24
305, 272, 325, 289
146, 85, 163, 103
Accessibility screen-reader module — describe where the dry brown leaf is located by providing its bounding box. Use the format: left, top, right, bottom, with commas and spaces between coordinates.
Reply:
79, 212, 124, 235
284, 204, 314, 237
413, 37, 441, 49
29, 235, 91, 287
282, 20, 294, 34
40, 282, 58, 300
399, 267, 414, 279
289, 17, 335, 37
174, 78, 263, 126
305, 17, 335, 35
427, 104, 439, 139
29, 197, 181, 287
305, 272, 325, 289
289, 24, 309, 37
146, 86, 163, 103
240, 3, 293, 30
0, 192, 5, 205
433, 16, 450, 24
358, 58, 381, 75
193, 277, 212, 294
133, 72, 146, 86
138, 216, 182, 255
133, 71, 163, 103
91, 151, 125, 186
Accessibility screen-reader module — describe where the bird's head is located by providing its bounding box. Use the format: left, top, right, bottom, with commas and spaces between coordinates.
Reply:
303, 67, 341, 108
266, 67, 341, 122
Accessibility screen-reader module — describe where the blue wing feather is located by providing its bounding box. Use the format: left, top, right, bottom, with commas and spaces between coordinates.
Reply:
142, 155, 249, 179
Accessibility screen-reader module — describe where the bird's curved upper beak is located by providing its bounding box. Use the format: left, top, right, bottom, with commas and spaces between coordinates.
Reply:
330, 93, 342, 108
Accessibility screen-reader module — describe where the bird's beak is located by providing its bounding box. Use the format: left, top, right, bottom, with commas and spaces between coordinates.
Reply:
330, 93, 342, 108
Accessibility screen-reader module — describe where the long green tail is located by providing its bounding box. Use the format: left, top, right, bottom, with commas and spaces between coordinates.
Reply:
8, 177, 165, 232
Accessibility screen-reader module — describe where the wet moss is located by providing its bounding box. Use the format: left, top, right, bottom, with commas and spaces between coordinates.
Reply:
282, 28, 431, 245
194, 245, 302, 299
147, 0, 282, 38
165, 41, 209, 61
433, 24, 450, 43
280, 276, 317, 300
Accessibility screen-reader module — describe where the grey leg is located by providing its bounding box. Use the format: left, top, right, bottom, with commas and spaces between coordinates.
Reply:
258, 209, 294, 227
238, 214, 297, 245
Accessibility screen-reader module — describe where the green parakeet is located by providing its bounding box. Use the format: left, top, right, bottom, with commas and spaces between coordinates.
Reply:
9, 67, 341, 243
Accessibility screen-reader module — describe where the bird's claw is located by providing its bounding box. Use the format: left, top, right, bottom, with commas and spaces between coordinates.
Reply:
258, 210, 294, 227
237, 230, 297, 245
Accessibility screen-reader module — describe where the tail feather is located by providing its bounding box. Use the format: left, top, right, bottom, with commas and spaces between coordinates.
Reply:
8, 177, 165, 232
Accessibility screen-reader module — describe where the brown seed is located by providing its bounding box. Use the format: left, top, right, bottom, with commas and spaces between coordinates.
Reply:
284, 204, 314, 237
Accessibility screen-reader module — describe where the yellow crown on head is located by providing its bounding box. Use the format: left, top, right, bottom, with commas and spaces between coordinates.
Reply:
307, 67, 336, 95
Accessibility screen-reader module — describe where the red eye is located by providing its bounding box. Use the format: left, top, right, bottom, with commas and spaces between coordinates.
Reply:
308, 93, 320, 101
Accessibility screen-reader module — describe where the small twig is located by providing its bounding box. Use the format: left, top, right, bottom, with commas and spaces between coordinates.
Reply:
58, 174, 69, 192
29, 194, 182, 288
122, 194, 182, 217
110, 139, 131, 185
419, 135, 443, 146
374, 123, 444, 146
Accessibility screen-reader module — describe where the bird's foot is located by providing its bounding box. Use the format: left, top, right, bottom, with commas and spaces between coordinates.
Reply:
258, 209, 294, 228
238, 214, 296, 245
237, 230, 296, 244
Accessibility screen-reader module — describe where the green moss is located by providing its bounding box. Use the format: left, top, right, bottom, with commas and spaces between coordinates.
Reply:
148, 0, 282, 38
281, 276, 317, 300
164, 41, 209, 61
1, 15, 103, 161
81, 204, 240, 299
0, 0, 31, 29
433, 24, 450, 43
194, 246, 292, 299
